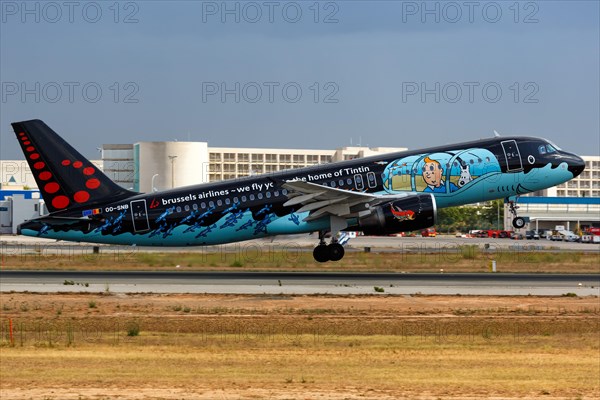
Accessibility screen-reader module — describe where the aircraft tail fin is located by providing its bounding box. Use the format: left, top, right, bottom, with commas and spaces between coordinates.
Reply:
11, 119, 137, 213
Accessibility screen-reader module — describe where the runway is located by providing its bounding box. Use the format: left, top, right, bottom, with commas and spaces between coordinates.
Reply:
1, 270, 598, 296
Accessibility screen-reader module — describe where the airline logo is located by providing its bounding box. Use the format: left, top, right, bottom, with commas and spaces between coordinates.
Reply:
390, 204, 415, 221
149, 198, 160, 209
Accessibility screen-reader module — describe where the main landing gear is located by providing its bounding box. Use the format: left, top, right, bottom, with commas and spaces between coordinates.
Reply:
313, 231, 345, 263
508, 197, 526, 229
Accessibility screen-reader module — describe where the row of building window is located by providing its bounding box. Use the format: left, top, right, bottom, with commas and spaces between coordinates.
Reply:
558, 181, 600, 189
585, 161, 600, 169
209, 153, 332, 164
556, 190, 599, 197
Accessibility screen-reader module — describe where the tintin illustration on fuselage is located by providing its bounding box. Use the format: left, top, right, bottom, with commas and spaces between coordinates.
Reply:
382, 148, 502, 197
422, 156, 458, 193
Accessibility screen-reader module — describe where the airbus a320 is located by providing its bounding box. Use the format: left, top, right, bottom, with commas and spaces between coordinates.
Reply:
12, 120, 585, 262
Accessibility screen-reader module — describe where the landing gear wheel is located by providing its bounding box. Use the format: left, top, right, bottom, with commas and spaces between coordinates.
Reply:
313, 244, 330, 263
512, 217, 525, 229
328, 243, 345, 262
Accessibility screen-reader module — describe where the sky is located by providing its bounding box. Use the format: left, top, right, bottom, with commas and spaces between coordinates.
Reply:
1, 0, 599, 159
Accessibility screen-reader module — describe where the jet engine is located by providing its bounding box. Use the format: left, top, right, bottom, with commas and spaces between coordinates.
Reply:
358, 194, 436, 236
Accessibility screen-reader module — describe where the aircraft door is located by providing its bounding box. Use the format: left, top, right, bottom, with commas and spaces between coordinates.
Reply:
354, 174, 365, 191
501, 140, 523, 171
130, 200, 150, 232
366, 172, 377, 188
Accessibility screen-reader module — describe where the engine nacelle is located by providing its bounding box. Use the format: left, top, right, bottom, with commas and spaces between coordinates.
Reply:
358, 194, 436, 236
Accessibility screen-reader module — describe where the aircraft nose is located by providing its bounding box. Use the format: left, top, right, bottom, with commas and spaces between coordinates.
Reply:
567, 154, 585, 178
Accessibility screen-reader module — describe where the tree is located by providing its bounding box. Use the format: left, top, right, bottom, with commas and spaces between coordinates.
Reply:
436, 201, 503, 233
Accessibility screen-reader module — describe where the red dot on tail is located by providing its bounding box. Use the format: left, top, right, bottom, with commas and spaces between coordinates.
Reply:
19, 132, 25, 136
52, 196, 70, 209
23, 141, 31, 145
86, 178, 101, 189
73, 161, 83, 168
26, 146, 34, 152
21, 136, 28, 141
83, 167, 95, 176
44, 182, 60, 194
33, 162, 45, 170
30, 153, 40, 160
62, 160, 71, 166
74, 191, 90, 203
39, 171, 52, 181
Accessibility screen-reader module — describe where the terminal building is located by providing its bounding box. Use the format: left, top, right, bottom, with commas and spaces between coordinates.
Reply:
101, 142, 407, 193
1, 142, 599, 234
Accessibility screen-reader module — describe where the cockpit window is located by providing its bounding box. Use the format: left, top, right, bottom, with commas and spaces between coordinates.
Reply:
546, 144, 557, 153
538, 145, 547, 155
547, 140, 562, 151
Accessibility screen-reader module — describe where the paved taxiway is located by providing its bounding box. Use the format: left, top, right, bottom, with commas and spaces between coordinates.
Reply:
1, 271, 598, 296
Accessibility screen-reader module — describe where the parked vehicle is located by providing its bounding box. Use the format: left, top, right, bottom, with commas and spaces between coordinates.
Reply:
525, 230, 540, 240
538, 229, 551, 239
421, 228, 437, 237
551, 230, 580, 242
511, 232, 524, 240
489, 230, 511, 239
581, 234, 600, 244
581, 227, 600, 243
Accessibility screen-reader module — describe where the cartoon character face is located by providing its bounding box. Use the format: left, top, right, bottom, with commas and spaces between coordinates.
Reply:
457, 164, 473, 187
422, 157, 444, 188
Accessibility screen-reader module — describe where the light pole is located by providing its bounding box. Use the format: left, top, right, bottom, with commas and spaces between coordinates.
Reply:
497, 200, 500, 230
151, 174, 159, 192
168, 156, 177, 188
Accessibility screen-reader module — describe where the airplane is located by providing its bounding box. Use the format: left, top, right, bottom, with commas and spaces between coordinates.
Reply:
11, 119, 585, 262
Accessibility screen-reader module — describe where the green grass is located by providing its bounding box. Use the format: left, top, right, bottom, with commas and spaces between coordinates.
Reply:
3, 249, 599, 273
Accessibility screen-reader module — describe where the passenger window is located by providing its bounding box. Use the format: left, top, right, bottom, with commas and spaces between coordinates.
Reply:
538, 145, 547, 155
233, 197, 239, 204
225, 198, 231, 205
241, 195, 247, 202
266, 192, 272, 198
330, 181, 336, 188
274, 190, 279, 197
546, 144, 557, 153
339, 179, 344, 186
257, 193, 263, 200
217, 199, 222, 206
346, 178, 352, 185
192, 204, 198, 210
250, 194, 255, 201
209, 201, 215, 208
176, 207, 181, 213
184, 205, 190, 212
367, 172, 377, 188
354, 174, 364, 191
201, 202, 206, 209
282, 189, 288, 195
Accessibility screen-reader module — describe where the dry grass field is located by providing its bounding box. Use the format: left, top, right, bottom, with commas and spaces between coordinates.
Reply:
2, 246, 599, 273
1, 293, 599, 399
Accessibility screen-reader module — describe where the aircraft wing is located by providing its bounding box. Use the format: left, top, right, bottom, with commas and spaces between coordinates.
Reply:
282, 180, 413, 222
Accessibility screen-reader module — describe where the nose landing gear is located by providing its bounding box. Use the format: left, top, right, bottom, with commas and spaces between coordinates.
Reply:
313, 231, 345, 263
508, 197, 526, 229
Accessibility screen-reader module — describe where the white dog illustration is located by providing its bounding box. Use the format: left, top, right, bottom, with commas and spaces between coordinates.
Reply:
457, 164, 473, 188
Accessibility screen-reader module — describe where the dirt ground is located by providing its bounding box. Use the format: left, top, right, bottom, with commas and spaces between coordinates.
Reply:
1, 293, 599, 400
2, 292, 600, 317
